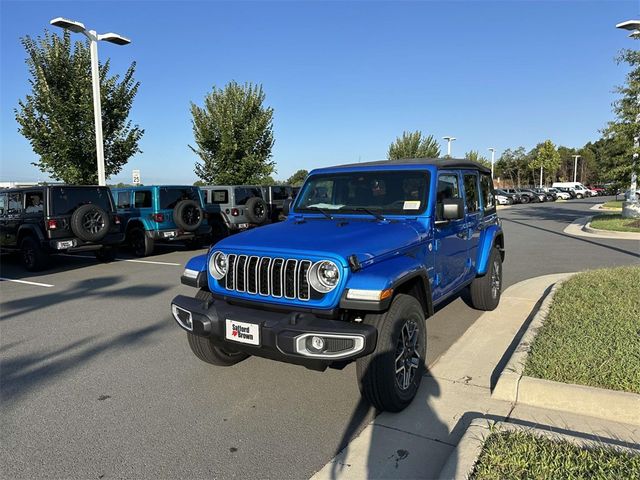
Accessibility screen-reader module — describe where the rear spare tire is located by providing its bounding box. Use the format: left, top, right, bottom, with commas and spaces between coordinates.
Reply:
173, 200, 203, 232
245, 197, 268, 225
70, 204, 110, 242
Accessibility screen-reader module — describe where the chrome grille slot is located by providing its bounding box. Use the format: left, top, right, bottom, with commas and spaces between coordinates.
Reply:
222, 255, 322, 301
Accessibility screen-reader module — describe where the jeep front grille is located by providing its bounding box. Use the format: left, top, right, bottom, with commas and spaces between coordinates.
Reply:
224, 254, 312, 301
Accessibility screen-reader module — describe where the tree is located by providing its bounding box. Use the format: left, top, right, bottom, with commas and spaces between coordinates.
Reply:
465, 150, 492, 169
190, 81, 275, 185
287, 169, 308, 186
15, 31, 143, 185
529, 140, 561, 186
387, 131, 441, 160
601, 46, 639, 187
193, 180, 206, 187
495, 147, 528, 187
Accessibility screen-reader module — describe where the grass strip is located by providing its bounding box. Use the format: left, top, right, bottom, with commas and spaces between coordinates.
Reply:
524, 266, 640, 394
590, 214, 640, 233
602, 200, 623, 210
470, 430, 640, 480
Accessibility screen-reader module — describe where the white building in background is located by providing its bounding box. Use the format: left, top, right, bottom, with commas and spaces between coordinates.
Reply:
0, 181, 40, 189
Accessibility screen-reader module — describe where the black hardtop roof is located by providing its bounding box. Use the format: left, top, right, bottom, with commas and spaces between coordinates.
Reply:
0, 184, 108, 193
332, 157, 491, 173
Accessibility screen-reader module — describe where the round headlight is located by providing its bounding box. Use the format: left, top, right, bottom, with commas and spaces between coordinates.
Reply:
308, 260, 340, 293
209, 251, 227, 280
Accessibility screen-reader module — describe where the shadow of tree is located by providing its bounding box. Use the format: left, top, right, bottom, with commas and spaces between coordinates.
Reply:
1, 320, 170, 407
0, 276, 172, 321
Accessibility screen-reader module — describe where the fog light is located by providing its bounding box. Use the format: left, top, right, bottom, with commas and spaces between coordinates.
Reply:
306, 335, 326, 353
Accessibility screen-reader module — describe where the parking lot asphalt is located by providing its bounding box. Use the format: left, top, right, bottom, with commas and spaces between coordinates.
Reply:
1, 197, 638, 479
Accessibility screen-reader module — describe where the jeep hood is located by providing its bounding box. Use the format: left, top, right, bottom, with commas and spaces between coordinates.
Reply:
215, 218, 428, 264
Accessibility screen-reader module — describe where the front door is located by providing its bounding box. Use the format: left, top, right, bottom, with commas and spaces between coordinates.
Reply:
433, 172, 469, 299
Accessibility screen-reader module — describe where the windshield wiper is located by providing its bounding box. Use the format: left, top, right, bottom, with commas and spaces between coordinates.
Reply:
306, 206, 334, 220
355, 207, 386, 221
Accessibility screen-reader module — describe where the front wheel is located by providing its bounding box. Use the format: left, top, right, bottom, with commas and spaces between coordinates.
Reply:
356, 294, 426, 412
469, 247, 503, 311
187, 289, 250, 367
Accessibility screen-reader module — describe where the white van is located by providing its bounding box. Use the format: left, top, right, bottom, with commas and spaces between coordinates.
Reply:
552, 182, 591, 199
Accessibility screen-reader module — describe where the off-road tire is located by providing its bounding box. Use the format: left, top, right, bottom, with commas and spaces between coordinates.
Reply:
95, 246, 116, 263
173, 200, 203, 232
20, 235, 49, 271
356, 294, 426, 412
70, 204, 111, 242
186, 289, 250, 367
129, 227, 154, 257
245, 197, 268, 225
469, 247, 502, 311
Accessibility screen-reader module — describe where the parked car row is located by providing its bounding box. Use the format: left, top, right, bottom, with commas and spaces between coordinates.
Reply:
494, 182, 607, 205
0, 183, 302, 271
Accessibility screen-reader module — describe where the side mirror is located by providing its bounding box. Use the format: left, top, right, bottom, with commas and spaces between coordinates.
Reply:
438, 198, 464, 222
283, 198, 292, 216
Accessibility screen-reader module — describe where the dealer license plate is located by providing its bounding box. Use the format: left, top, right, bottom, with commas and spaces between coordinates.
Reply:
225, 319, 260, 346
163, 231, 177, 238
238, 223, 249, 229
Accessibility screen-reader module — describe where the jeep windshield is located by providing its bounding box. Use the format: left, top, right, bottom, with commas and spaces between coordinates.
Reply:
160, 187, 200, 209
50, 187, 113, 215
295, 171, 429, 216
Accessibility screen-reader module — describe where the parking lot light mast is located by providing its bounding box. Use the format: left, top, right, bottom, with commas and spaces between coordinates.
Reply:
443, 136, 456, 157
616, 19, 640, 211
488, 147, 495, 179
50, 17, 131, 187
572, 155, 580, 183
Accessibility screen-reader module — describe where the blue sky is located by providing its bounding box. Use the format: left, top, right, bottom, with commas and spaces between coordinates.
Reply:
1, 0, 637, 185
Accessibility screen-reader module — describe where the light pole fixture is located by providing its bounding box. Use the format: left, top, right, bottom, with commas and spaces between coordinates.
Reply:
488, 148, 495, 180
50, 17, 131, 186
443, 136, 456, 157
572, 155, 580, 183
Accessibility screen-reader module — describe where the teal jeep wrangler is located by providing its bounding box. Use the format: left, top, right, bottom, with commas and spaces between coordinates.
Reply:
171, 159, 504, 411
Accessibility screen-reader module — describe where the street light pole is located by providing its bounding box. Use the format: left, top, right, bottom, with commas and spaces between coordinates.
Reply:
443, 136, 456, 157
488, 147, 495, 179
50, 17, 130, 186
616, 19, 640, 215
572, 155, 580, 183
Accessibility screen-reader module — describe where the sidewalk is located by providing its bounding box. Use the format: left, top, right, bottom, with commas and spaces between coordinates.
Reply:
311, 273, 640, 479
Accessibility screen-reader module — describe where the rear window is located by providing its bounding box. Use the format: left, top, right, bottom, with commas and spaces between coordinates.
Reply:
208, 190, 229, 204
50, 187, 113, 215
234, 187, 262, 205
159, 187, 200, 209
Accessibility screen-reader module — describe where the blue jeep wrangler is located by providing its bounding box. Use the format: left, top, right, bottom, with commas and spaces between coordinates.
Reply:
171, 159, 504, 411
112, 185, 211, 257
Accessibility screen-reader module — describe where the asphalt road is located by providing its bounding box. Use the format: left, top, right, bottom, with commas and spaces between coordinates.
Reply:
1, 197, 638, 479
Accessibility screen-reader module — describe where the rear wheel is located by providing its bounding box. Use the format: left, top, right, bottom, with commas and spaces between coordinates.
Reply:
20, 236, 49, 271
469, 247, 502, 311
356, 294, 426, 412
129, 227, 154, 257
187, 289, 250, 367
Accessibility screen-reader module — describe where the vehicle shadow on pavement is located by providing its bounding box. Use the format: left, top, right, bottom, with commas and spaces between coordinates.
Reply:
0, 276, 171, 321
0, 320, 171, 408
329, 363, 448, 479
0, 252, 103, 279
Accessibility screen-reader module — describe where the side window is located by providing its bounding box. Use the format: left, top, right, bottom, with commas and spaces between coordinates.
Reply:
7, 192, 24, 215
210, 190, 229, 204
463, 174, 479, 213
134, 190, 152, 208
0, 193, 6, 216
117, 191, 131, 209
436, 174, 461, 220
479, 174, 495, 212
24, 191, 44, 214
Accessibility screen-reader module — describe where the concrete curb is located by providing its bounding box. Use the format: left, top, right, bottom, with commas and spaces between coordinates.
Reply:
563, 216, 640, 240
438, 418, 640, 480
590, 203, 622, 212
492, 275, 640, 426
583, 221, 640, 240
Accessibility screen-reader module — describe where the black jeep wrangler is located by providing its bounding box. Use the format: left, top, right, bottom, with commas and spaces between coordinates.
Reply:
0, 185, 125, 270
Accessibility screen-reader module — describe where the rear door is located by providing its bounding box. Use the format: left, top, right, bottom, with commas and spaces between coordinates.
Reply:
462, 172, 482, 274
3, 192, 24, 246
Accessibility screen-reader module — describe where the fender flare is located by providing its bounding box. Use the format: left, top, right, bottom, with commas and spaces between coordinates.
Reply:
181, 253, 209, 289
17, 224, 45, 243
476, 226, 505, 275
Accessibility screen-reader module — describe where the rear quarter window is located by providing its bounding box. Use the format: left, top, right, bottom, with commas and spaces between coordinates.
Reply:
209, 190, 229, 204
50, 187, 113, 215
479, 174, 496, 213
134, 191, 152, 208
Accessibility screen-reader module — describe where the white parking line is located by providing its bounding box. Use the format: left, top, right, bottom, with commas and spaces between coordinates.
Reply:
59, 254, 181, 266
0, 278, 54, 288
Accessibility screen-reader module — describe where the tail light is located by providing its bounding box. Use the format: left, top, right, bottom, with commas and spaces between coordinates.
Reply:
152, 213, 165, 223
114, 215, 121, 225
47, 219, 58, 230
231, 208, 239, 217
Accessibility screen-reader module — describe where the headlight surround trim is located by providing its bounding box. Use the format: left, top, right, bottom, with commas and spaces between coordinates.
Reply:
209, 251, 228, 280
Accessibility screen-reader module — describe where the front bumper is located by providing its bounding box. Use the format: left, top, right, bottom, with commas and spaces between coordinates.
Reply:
170, 295, 377, 370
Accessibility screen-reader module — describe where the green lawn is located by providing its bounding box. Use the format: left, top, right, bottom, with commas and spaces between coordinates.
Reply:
524, 266, 640, 394
470, 430, 640, 480
602, 200, 623, 210
590, 214, 640, 233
